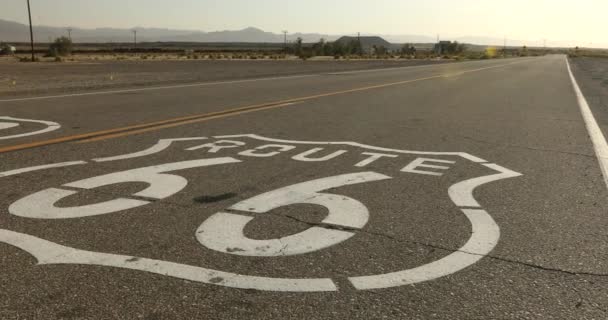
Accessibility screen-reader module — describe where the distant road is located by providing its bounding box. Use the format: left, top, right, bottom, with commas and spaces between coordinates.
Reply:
1, 55, 607, 319
0, 58, 453, 97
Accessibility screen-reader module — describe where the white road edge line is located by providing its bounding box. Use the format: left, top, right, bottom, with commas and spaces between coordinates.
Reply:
566, 59, 608, 188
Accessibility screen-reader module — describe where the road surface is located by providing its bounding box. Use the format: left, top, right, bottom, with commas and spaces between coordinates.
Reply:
1, 55, 607, 319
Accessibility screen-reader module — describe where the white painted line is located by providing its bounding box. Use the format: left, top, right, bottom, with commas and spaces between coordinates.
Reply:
10, 158, 240, 219
197, 212, 355, 257
0, 116, 61, 140
229, 172, 390, 229
215, 134, 488, 162
566, 59, 608, 188
0, 133, 526, 291
448, 163, 523, 208
9, 188, 151, 220
199, 172, 389, 257
0, 122, 19, 130
0, 229, 337, 292
292, 148, 349, 162
0, 74, 318, 103
0, 161, 86, 178
349, 208, 500, 290
93, 137, 208, 162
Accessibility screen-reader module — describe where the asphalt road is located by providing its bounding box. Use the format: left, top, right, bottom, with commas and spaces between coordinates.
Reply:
1, 55, 607, 319
0, 59, 453, 96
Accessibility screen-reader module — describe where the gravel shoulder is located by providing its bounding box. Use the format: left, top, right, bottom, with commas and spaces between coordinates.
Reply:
568, 57, 608, 135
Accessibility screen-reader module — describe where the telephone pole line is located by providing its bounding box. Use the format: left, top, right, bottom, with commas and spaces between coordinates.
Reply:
26, 0, 35, 62
282, 30, 288, 54
132, 29, 137, 50
358, 32, 362, 55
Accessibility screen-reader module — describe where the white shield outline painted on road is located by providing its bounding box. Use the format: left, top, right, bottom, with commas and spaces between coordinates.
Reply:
0, 116, 61, 140
0, 134, 522, 292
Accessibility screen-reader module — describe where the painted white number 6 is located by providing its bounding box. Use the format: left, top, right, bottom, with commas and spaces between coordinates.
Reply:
197, 172, 392, 256
10, 158, 241, 219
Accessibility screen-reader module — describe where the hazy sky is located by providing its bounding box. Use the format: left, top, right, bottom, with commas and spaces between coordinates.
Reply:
2, 0, 604, 45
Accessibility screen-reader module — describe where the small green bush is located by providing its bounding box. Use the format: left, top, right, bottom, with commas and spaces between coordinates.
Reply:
48, 36, 73, 57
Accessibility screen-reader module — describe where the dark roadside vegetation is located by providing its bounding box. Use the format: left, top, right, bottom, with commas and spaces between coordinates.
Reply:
0, 37, 555, 96
3, 36, 553, 63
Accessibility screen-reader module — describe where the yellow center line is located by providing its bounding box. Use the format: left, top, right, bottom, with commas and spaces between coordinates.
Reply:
0, 59, 530, 154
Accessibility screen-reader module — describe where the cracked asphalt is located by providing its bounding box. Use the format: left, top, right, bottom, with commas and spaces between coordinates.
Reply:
1, 55, 607, 319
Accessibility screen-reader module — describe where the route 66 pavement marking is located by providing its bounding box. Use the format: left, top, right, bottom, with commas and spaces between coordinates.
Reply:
0, 134, 522, 292
0, 116, 61, 141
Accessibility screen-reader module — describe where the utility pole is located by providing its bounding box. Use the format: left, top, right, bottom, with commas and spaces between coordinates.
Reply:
282, 30, 288, 54
503, 36, 507, 58
436, 34, 440, 55
358, 32, 362, 55
26, 0, 35, 62
132, 29, 137, 50
67, 27, 72, 41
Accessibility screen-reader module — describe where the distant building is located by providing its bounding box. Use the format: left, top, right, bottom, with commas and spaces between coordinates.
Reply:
434, 41, 452, 55
0, 44, 16, 55
334, 36, 394, 54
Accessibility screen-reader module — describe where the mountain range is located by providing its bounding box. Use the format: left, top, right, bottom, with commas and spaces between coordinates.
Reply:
0, 19, 573, 47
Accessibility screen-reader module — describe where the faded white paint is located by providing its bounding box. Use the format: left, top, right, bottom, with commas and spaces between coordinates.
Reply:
349, 208, 500, 290
448, 163, 522, 208
230, 172, 389, 229
197, 212, 355, 257
0, 229, 337, 292
0, 116, 61, 140
238, 144, 296, 158
292, 148, 348, 162
0, 134, 524, 292
10, 158, 240, 219
216, 134, 488, 163
0, 122, 19, 130
186, 140, 246, 152
93, 137, 208, 162
0, 161, 86, 178
198, 172, 389, 256
355, 152, 399, 167
401, 158, 455, 176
